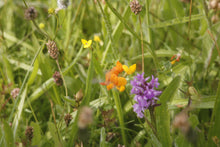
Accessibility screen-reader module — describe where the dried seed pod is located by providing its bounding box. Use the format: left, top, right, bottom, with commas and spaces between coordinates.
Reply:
173, 111, 190, 134
64, 113, 72, 126
212, 15, 219, 24
11, 88, 20, 99
130, 0, 142, 15
53, 71, 63, 86
209, 0, 218, 9
75, 89, 84, 102
46, 40, 59, 59
25, 126, 34, 141
24, 7, 38, 20
78, 106, 93, 129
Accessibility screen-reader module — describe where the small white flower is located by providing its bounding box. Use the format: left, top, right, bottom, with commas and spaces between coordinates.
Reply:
57, 0, 70, 9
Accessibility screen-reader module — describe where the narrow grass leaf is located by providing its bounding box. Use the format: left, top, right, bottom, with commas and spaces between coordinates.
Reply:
12, 85, 27, 137
112, 90, 127, 145
156, 76, 181, 147
27, 58, 39, 86
149, 14, 204, 28
208, 81, 220, 146
100, 127, 107, 147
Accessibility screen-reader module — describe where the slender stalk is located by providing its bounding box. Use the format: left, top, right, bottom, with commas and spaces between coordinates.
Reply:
188, 0, 193, 39
144, 116, 158, 139
56, 59, 68, 97
49, 99, 62, 146
112, 90, 127, 145
139, 15, 144, 73
27, 99, 39, 123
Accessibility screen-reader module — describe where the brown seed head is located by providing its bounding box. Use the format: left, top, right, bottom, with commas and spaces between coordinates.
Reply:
25, 126, 34, 141
209, 0, 219, 9
46, 40, 59, 59
78, 106, 93, 129
24, 7, 38, 20
53, 71, 63, 86
64, 113, 73, 127
130, 0, 142, 15
173, 111, 190, 134
11, 88, 20, 99
212, 15, 219, 24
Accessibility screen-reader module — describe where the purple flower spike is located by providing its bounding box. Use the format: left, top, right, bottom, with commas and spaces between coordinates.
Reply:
130, 72, 162, 118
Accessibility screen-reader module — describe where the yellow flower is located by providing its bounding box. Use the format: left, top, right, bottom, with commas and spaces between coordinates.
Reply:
39, 23, 45, 29
94, 35, 101, 42
81, 39, 92, 48
171, 60, 176, 65
122, 64, 136, 75
117, 86, 125, 92
48, 8, 55, 14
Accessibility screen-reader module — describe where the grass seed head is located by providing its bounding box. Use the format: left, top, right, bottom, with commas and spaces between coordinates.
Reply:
24, 7, 38, 20
130, 0, 142, 15
64, 113, 73, 127
25, 126, 34, 141
46, 40, 59, 59
53, 71, 63, 86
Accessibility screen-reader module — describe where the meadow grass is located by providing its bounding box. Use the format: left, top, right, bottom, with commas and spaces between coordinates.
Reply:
0, 0, 220, 146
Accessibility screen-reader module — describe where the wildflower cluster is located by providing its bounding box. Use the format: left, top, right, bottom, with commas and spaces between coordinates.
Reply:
130, 73, 162, 118
101, 61, 136, 92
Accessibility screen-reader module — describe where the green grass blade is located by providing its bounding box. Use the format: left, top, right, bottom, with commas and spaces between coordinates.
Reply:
208, 81, 220, 146
100, 127, 107, 147
149, 14, 204, 28
112, 90, 126, 145
27, 58, 39, 86
12, 85, 27, 137
156, 76, 181, 146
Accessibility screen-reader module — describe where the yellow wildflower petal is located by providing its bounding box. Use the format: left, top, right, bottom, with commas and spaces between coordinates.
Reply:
94, 35, 101, 42
81, 39, 87, 44
128, 64, 136, 75
122, 65, 129, 72
87, 40, 92, 47
171, 60, 176, 65
117, 86, 125, 92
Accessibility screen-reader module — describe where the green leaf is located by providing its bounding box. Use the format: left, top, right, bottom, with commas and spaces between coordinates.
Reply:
1, 121, 14, 147
12, 85, 28, 137
189, 114, 199, 129
156, 76, 181, 147
112, 90, 126, 145
27, 58, 39, 86
30, 122, 42, 146
208, 81, 220, 146
2, 55, 14, 84
48, 122, 62, 147
100, 127, 107, 147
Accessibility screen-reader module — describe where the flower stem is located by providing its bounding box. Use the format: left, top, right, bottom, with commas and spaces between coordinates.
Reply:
139, 15, 144, 73
112, 90, 127, 145
56, 60, 68, 97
